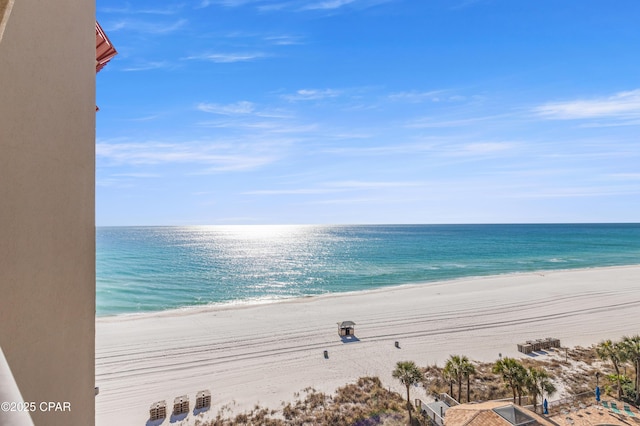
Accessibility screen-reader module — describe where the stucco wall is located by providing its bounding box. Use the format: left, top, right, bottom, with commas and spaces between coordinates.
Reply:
0, 0, 96, 424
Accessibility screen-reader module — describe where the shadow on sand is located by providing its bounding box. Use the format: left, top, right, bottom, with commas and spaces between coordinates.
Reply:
170, 412, 188, 423
193, 406, 210, 416
527, 350, 549, 358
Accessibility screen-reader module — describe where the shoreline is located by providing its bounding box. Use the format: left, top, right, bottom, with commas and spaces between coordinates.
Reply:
96, 263, 640, 320
96, 264, 640, 425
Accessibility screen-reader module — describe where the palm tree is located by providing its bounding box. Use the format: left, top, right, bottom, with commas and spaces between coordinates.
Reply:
525, 367, 556, 412
493, 357, 527, 404
442, 360, 456, 397
393, 361, 423, 425
444, 355, 464, 402
460, 357, 476, 403
621, 335, 640, 403
596, 339, 626, 399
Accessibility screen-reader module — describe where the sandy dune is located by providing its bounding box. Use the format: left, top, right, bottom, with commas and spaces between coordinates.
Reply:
96, 265, 640, 425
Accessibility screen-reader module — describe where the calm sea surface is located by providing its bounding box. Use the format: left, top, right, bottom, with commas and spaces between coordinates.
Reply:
96, 224, 640, 317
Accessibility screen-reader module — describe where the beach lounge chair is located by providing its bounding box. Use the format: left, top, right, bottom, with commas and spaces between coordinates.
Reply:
624, 405, 636, 416
610, 402, 621, 414
602, 401, 610, 410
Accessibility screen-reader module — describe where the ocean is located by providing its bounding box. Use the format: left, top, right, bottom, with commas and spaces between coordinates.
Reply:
96, 224, 640, 317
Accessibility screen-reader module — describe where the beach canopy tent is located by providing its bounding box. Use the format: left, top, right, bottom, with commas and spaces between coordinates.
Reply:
173, 395, 189, 415
195, 390, 211, 409
149, 400, 167, 421
338, 321, 356, 337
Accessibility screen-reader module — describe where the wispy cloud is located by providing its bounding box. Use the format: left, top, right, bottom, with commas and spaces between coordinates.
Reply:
301, 0, 357, 10
105, 18, 188, 34
264, 34, 304, 45
325, 180, 425, 189
112, 173, 162, 178
388, 90, 447, 103
185, 52, 267, 62
194, 98, 318, 135
196, 99, 303, 134
300, 0, 393, 11
308, 197, 388, 205
319, 142, 436, 156
199, 0, 256, 7
515, 185, 640, 199
244, 180, 425, 195
244, 188, 335, 195
450, 142, 517, 156
282, 88, 342, 101
198, 119, 318, 134
96, 178, 136, 188
200, 0, 392, 12
605, 173, 640, 181
96, 140, 283, 172
388, 90, 469, 103
127, 115, 162, 122
534, 89, 640, 121
406, 113, 513, 128
197, 101, 256, 115
317, 138, 519, 159
256, 2, 291, 11
100, 5, 184, 15
120, 61, 175, 72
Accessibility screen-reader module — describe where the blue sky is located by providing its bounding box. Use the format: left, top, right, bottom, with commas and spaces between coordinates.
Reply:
96, 0, 640, 226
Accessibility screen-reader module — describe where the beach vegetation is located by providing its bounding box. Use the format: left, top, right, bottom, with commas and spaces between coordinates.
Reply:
197, 338, 640, 425
621, 335, 640, 404
443, 355, 462, 402
524, 366, 556, 412
199, 376, 412, 426
441, 361, 455, 397
442, 355, 476, 403
492, 357, 527, 405
392, 361, 423, 425
596, 339, 626, 399
424, 362, 510, 402
460, 357, 476, 403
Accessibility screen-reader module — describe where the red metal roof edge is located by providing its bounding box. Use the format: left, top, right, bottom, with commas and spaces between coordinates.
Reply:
96, 21, 117, 73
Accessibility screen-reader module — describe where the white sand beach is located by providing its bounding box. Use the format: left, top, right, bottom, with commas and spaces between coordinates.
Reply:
96, 265, 640, 425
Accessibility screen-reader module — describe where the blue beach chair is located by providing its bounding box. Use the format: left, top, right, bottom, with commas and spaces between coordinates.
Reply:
610, 402, 621, 414
623, 404, 635, 417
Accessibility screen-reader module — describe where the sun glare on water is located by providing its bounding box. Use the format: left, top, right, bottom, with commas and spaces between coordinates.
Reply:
196, 224, 318, 241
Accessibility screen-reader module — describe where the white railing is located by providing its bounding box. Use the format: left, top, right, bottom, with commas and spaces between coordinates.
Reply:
438, 392, 459, 407
423, 406, 444, 425
417, 394, 458, 426
547, 390, 595, 409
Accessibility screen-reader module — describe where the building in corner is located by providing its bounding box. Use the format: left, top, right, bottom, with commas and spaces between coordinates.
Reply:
0, 0, 113, 424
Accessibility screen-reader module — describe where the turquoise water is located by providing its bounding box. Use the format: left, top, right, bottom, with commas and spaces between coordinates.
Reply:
96, 224, 640, 317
